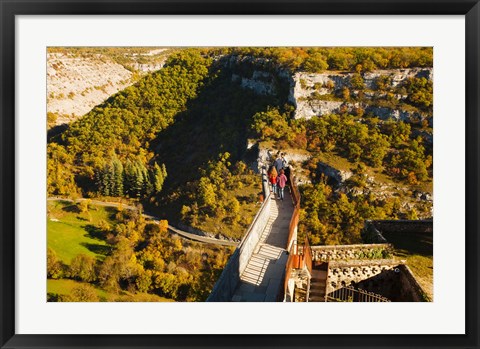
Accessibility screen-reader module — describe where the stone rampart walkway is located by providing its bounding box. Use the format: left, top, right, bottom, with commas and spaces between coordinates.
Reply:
231, 192, 294, 301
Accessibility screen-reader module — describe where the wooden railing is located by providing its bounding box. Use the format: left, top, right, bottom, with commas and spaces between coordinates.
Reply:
289, 172, 301, 207
326, 285, 390, 302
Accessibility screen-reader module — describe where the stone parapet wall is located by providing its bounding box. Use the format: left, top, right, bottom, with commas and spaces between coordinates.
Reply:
368, 220, 433, 233
311, 243, 393, 262
329, 259, 402, 268
238, 192, 272, 274
207, 168, 272, 301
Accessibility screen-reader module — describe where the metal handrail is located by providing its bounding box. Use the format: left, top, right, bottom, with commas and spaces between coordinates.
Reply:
326, 285, 391, 302
303, 235, 313, 275
281, 167, 305, 301
286, 169, 301, 252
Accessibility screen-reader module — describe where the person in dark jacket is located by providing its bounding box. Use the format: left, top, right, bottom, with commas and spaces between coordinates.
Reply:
274, 153, 283, 173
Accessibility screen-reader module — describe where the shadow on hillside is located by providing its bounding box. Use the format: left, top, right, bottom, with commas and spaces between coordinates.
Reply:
62, 204, 81, 214
84, 224, 107, 241
147, 58, 289, 219
103, 206, 124, 222
81, 225, 112, 257
47, 123, 68, 143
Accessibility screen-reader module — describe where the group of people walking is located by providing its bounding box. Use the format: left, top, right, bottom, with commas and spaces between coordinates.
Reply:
268, 152, 289, 201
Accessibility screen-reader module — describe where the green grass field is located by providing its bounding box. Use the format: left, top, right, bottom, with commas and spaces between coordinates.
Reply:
47, 200, 115, 264
47, 279, 173, 302
47, 200, 176, 302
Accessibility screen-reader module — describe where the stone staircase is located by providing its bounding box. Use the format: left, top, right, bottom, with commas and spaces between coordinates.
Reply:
308, 264, 328, 302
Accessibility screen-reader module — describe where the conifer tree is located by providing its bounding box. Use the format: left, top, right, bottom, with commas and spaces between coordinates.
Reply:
95, 162, 112, 196
139, 162, 151, 196
124, 160, 142, 197
111, 157, 124, 197
152, 163, 167, 193
124, 160, 149, 197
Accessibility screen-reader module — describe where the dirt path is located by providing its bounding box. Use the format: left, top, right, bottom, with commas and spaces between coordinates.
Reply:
47, 197, 238, 247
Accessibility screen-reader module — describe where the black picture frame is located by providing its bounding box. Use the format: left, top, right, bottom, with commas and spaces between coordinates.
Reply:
1, 0, 478, 348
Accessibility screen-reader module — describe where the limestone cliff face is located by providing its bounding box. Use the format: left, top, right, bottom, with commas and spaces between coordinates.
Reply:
229, 59, 432, 126
290, 68, 433, 121
232, 71, 277, 95
363, 68, 432, 88
226, 55, 294, 98
47, 53, 134, 125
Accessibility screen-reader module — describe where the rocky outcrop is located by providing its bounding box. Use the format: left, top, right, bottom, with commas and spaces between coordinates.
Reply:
232, 71, 276, 95
295, 100, 344, 120
311, 159, 432, 219
363, 68, 432, 88
47, 49, 169, 126
364, 106, 422, 122
317, 162, 352, 185
226, 55, 294, 98
132, 62, 165, 73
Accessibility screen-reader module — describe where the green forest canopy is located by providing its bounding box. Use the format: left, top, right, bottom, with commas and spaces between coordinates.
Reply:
47, 46, 433, 246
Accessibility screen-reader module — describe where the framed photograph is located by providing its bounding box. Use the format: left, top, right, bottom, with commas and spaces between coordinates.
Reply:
1, 0, 478, 348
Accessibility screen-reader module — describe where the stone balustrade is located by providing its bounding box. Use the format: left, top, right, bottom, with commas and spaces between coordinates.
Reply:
311, 243, 393, 262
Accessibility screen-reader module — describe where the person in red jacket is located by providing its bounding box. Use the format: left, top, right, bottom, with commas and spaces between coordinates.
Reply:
268, 168, 278, 198
277, 169, 288, 201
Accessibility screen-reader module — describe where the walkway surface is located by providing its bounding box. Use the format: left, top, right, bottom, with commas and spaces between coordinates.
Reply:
231, 192, 294, 301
